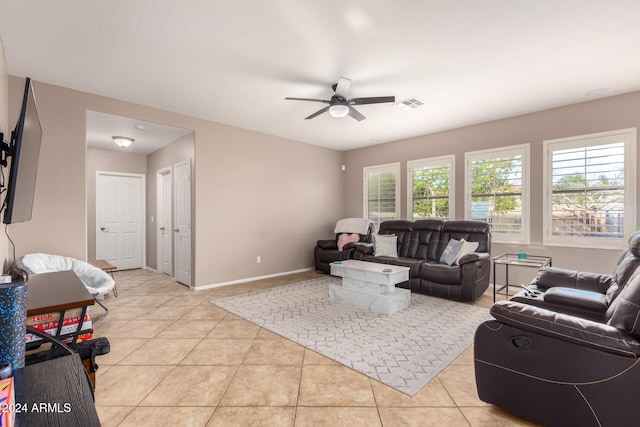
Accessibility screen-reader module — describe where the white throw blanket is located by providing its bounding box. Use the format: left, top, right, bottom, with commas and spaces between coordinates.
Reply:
17, 253, 115, 297
334, 218, 372, 235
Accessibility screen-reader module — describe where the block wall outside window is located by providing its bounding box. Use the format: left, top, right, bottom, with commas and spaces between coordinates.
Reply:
407, 155, 455, 221
465, 144, 530, 244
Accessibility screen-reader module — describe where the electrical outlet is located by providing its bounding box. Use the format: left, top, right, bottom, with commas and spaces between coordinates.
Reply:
257, 256, 261, 264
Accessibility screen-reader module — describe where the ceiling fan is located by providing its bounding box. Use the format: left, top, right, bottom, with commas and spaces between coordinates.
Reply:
285, 77, 395, 121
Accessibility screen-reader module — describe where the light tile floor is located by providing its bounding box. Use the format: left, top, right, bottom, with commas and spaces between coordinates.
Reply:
91, 269, 541, 426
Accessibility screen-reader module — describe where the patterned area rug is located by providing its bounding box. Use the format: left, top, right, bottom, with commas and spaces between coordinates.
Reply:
213, 276, 491, 396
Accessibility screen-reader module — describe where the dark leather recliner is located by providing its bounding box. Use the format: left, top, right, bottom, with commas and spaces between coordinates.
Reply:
313, 219, 374, 274
474, 269, 640, 427
511, 232, 640, 322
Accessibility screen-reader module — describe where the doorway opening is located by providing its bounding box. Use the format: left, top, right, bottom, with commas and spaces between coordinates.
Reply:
86, 110, 194, 285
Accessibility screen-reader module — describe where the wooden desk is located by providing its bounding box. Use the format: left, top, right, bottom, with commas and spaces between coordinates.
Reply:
26, 270, 94, 317
13, 353, 100, 426
25, 271, 94, 352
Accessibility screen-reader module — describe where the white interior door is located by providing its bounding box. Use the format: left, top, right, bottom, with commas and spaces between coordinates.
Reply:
174, 160, 192, 285
157, 168, 173, 276
96, 172, 145, 270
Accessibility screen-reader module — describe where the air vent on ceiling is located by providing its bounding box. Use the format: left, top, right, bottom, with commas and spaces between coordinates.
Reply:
396, 97, 424, 110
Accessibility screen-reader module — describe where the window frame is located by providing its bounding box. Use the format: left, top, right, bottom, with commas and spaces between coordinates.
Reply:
543, 128, 637, 249
464, 144, 530, 244
363, 162, 401, 228
407, 155, 455, 221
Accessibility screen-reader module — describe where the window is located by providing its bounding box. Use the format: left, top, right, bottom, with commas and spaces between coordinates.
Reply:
465, 144, 530, 244
544, 128, 637, 249
364, 163, 400, 229
407, 155, 455, 221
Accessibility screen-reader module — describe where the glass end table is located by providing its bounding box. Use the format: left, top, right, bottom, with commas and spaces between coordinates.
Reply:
492, 253, 552, 302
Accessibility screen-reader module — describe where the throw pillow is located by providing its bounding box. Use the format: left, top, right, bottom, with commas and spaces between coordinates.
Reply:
373, 234, 398, 258
337, 233, 360, 251
439, 239, 464, 266
453, 239, 479, 265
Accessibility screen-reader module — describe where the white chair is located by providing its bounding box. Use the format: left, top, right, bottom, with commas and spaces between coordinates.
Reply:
17, 253, 116, 321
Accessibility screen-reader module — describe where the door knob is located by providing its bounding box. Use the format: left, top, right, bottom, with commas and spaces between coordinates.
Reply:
174, 228, 180, 232
100, 227, 107, 231
160, 227, 165, 231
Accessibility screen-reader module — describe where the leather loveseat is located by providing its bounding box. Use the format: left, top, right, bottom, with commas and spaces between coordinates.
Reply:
314, 218, 374, 274
510, 232, 640, 322
474, 269, 640, 427
353, 219, 491, 301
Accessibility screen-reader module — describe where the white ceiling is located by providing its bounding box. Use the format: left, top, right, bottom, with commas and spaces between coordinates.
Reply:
2, 1, 640, 151
86, 111, 192, 155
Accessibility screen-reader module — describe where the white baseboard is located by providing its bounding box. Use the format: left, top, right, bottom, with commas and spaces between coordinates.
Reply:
193, 267, 314, 291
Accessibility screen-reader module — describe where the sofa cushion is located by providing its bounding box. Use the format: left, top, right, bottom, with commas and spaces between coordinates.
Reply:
383, 257, 424, 278
407, 220, 444, 260
608, 273, 640, 338
437, 221, 491, 259
373, 234, 398, 258
612, 232, 640, 291
420, 261, 462, 285
377, 220, 414, 257
534, 267, 615, 293
439, 239, 464, 265
543, 287, 609, 313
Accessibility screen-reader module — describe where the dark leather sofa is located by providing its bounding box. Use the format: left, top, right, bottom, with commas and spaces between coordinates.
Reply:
353, 219, 491, 301
475, 269, 640, 427
511, 232, 640, 322
475, 232, 640, 426
314, 220, 374, 274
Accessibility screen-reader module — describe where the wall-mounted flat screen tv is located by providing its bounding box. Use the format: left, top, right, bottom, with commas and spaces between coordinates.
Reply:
2, 77, 42, 224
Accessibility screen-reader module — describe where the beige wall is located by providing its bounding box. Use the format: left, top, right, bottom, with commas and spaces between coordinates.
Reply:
146, 133, 194, 272
0, 41, 9, 271
344, 91, 640, 276
7, 78, 88, 261
195, 126, 345, 285
86, 148, 147, 261
6, 77, 345, 286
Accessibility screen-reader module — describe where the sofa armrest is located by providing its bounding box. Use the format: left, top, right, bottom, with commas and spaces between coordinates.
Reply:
543, 287, 609, 313
457, 252, 489, 265
490, 301, 640, 357
353, 243, 375, 255
532, 266, 615, 294
341, 242, 360, 251
316, 239, 337, 250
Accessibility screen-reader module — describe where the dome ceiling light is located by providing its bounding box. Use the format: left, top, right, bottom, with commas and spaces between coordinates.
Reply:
112, 136, 134, 147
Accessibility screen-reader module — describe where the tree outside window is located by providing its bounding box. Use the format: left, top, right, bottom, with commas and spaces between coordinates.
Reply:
466, 145, 529, 243
544, 129, 636, 249
550, 143, 625, 238
409, 156, 454, 221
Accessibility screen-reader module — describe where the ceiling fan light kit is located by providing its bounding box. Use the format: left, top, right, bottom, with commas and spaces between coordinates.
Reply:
285, 77, 395, 121
329, 104, 349, 118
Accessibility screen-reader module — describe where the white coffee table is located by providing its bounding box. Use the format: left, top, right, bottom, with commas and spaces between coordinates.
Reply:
329, 260, 411, 314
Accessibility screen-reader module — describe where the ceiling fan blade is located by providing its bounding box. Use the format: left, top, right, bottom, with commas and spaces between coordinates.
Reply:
348, 106, 366, 121
285, 97, 330, 103
349, 96, 396, 105
305, 106, 330, 120
334, 77, 351, 98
